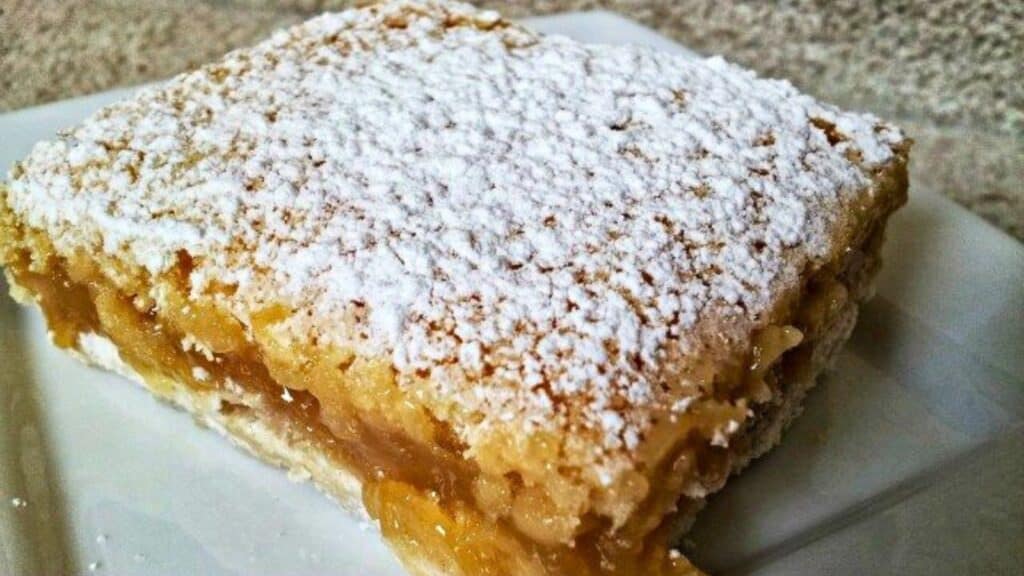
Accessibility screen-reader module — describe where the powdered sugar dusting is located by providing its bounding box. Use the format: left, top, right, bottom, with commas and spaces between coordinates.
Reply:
4, 1, 905, 474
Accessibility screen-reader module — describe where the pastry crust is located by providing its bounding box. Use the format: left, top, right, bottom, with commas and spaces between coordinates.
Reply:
0, 1, 909, 573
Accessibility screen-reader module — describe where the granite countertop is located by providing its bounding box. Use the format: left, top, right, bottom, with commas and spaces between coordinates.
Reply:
1, 0, 1021, 241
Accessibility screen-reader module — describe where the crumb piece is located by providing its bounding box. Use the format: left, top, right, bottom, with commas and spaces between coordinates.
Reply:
671, 397, 695, 414
711, 419, 741, 447
286, 467, 312, 482
181, 335, 215, 361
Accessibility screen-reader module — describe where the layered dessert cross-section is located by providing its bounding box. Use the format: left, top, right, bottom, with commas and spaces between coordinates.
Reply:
0, 1, 909, 574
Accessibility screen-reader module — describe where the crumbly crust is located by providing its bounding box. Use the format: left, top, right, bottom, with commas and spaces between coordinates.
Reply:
2, 0, 907, 491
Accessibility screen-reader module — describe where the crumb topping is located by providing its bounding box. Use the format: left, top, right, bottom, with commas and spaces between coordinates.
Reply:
4, 1, 905, 474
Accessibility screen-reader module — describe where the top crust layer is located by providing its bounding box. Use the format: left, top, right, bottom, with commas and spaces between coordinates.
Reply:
4, 1, 906, 483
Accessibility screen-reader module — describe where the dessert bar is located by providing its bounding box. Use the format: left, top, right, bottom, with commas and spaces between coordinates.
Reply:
0, 1, 909, 574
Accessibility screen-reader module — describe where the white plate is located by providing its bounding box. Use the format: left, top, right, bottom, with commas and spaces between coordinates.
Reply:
1, 12, 1021, 576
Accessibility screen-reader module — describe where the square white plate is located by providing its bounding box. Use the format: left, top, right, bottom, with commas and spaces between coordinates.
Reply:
1, 11, 1022, 576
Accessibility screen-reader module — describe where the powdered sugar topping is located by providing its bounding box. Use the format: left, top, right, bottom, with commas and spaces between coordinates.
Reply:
4, 0, 904, 471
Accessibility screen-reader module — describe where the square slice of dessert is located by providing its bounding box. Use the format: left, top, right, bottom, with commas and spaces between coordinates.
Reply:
0, 1, 909, 574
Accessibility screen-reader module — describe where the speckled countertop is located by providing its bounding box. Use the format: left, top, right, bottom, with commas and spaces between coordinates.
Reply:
1, 0, 1021, 240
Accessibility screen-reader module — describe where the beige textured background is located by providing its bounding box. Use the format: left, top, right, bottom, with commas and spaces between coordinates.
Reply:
1, 0, 1021, 240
